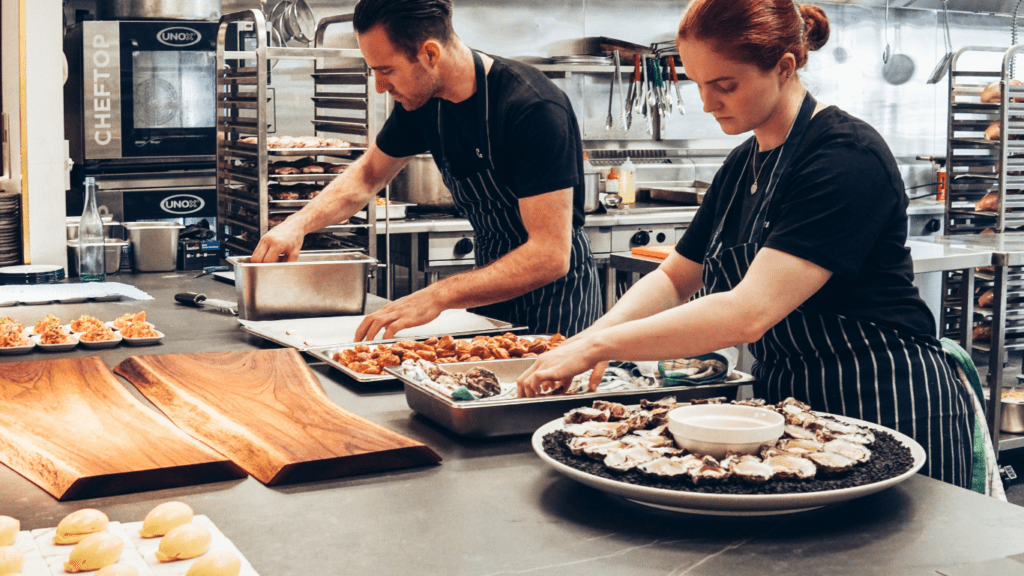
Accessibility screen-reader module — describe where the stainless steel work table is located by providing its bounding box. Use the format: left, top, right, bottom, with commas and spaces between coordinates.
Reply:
2, 272, 1024, 576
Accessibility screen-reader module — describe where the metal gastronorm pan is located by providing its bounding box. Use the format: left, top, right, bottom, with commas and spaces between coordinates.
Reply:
386, 358, 754, 437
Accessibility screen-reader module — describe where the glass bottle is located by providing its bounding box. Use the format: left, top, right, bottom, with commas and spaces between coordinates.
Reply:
78, 176, 106, 282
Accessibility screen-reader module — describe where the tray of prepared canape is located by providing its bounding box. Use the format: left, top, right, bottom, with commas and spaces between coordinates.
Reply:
383, 353, 752, 437
307, 332, 556, 383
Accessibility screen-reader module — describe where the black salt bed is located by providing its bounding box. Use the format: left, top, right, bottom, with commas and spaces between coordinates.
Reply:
542, 430, 915, 495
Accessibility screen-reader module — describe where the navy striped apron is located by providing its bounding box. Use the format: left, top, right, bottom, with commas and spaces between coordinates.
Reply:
702, 93, 973, 487
433, 50, 601, 337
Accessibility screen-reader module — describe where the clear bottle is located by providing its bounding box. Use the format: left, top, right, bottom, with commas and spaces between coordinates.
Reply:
620, 157, 637, 206
78, 176, 106, 282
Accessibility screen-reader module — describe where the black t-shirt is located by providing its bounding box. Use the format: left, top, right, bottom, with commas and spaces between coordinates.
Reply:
376, 54, 586, 227
676, 106, 936, 341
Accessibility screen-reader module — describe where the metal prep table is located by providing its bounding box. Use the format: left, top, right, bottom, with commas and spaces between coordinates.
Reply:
3, 272, 1024, 575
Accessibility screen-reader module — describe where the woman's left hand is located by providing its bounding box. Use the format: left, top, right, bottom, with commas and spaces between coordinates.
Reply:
516, 336, 606, 398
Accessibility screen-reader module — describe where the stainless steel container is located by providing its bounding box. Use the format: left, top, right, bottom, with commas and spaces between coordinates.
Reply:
1002, 400, 1024, 433
66, 216, 117, 241
583, 172, 600, 213
390, 154, 454, 208
227, 251, 377, 321
67, 239, 129, 276
98, 0, 222, 20
123, 222, 185, 272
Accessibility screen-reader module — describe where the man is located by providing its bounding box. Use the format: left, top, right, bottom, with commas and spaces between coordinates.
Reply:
251, 0, 601, 341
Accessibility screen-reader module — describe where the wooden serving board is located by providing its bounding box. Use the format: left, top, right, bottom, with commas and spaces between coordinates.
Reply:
630, 245, 675, 260
0, 357, 245, 501
115, 349, 442, 485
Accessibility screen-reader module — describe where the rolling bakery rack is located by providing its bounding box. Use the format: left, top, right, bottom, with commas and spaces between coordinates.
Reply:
943, 44, 1024, 451
215, 10, 390, 293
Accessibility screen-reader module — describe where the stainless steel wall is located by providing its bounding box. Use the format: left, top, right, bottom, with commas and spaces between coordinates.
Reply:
214, 0, 1016, 159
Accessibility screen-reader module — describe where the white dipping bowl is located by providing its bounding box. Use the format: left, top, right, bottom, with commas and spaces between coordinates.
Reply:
667, 404, 785, 459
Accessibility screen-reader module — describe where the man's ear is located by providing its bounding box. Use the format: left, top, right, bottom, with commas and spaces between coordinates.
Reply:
421, 39, 443, 67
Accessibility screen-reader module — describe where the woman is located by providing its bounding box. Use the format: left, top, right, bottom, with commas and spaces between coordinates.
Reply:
517, 0, 974, 487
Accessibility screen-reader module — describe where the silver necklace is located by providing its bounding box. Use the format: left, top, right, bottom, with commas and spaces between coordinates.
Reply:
748, 142, 783, 194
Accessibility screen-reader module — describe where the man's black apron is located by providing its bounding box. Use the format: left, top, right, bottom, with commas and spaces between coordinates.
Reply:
701, 93, 973, 487
433, 50, 601, 337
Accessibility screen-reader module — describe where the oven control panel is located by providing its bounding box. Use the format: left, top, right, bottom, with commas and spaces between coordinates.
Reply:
610, 226, 682, 253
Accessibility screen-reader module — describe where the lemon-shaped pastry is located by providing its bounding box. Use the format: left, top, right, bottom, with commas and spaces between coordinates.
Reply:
0, 545, 24, 575
139, 502, 193, 538
155, 524, 210, 562
64, 532, 123, 573
54, 508, 109, 544
0, 516, 18, 546
185, 552, 241, 576
95, 564, 139, 576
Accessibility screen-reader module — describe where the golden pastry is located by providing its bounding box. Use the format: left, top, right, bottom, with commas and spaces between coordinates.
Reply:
64, 532, 123, 573
0, 516, 18, 546
155, 524, 211, 562
0, 545, 23, 575
54, 508, 109, 544
95, 564, 139, 576
185, 552, 241, 576
139, 502, 194, 538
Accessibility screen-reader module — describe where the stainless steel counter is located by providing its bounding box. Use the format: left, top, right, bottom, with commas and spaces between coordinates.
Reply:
3, 272, 1024, 575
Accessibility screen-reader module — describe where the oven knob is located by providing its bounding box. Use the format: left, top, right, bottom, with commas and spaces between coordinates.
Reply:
631, 231, 650, 246
454, 238, 474, 256
656, 232, 667, 243
925, 218, 941, 233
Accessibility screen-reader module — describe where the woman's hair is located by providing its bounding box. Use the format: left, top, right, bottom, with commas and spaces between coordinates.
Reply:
353, 0, 455, 62
677, 0, 830, 71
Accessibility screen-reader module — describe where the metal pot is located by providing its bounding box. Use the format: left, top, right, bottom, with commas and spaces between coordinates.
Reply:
583, 172, 600, 213
98, 0, 222, 20
390, 154, 454, 208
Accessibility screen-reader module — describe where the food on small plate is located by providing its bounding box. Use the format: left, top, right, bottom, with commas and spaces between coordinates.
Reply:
64, 532, 123, 573
0, 324, 29, 348
112, 311, 147, 330
39, 324, 72, 345
140, 501, 194, 538
185, 552, 242, 576
155, 523, 211, 562
981, 78, 1023, 103
69, 314, 103, 333
0, 316, 21, 332
81, 324, 118, 342
0, 545, 23, 576
121, 321, 160, 339
0, 516, 18, 546
54, 508, 109, 545
332, 333, 565, 375
33, 313, 60, 334
975, 191, 999, 212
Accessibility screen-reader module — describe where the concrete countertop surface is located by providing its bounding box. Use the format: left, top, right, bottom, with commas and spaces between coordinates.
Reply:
1, 272, 1022, 576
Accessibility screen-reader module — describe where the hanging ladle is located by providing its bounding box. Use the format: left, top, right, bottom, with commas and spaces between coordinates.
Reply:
883, 0, 890, 64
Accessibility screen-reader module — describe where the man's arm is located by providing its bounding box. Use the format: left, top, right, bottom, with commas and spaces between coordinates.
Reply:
354, 187, 574, 340
250, 144, 411, 263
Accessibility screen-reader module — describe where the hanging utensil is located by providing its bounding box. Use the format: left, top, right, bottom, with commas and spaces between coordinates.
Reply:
641, 56, 653, 134
605, 54, 616, 130
615, 51, 627, 130
883, 0, 891, 64
668, 57, 685, 115
661, 58, 673, 116
625, 54, 640, 130
926, 0, 953, 84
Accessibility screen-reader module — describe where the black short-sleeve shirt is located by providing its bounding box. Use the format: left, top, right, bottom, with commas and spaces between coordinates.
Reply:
676, 106, 936, 341
376, 54, 586, 227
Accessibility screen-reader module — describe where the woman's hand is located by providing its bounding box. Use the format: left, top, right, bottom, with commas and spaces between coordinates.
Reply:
515, 336, 608, 398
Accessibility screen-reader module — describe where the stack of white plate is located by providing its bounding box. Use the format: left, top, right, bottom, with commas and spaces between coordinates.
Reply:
0, 192, 20, 266
0, 264, 65, 285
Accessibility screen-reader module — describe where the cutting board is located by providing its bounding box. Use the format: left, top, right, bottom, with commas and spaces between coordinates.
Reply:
630, 245, 676, 260
0, 357, 244, 501
115, 349, 442, 485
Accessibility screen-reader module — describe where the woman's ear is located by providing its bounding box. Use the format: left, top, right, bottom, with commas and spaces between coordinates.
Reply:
778, 53, 797, 81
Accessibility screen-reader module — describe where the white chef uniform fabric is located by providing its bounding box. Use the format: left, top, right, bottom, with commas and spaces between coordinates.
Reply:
434, 50, 601, 337
700, 93, 974, 487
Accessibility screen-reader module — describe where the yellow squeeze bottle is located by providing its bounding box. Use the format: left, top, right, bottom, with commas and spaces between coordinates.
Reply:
620, 157, 637, 205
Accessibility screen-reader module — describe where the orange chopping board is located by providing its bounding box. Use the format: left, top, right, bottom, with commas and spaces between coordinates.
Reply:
115, 349, 442, 485
630, 245, 676, 260
0, 357, 245, 501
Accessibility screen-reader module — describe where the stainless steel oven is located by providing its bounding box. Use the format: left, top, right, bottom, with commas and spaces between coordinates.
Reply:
64, 20, 219, 164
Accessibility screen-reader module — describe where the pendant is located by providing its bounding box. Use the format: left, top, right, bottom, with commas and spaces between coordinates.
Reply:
750, 182, 758, 194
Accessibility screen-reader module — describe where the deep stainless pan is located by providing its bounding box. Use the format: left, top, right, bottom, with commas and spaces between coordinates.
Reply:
98, 0, 222, 20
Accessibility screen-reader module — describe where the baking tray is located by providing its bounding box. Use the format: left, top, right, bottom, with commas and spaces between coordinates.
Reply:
241, 308, 516, 351
645, 185, 709, 205
353, 202, 413, 220
308, 332, 542, 383
387, 358, 754, 437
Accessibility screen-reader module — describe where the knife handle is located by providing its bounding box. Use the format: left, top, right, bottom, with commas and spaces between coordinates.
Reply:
175, 292, 208, 306
668, 57, 679, 83
632, 53, 642, 82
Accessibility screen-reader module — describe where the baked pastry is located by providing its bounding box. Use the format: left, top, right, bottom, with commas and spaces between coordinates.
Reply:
273, 165, 301, 175
155, 524, 211, 562
64, 532, 123, 573
981, 78, 1023, 103
139, 502, 194, 539
301, 164, 325, 173
327, 164, 347, 174
271, 190, 301, 201
0, 545, 23, 576
54, 509, 109, 544
974, 323, 992, 342
0, 516, 18, 546
185, 552, 241, 576
975, 191, 999, 212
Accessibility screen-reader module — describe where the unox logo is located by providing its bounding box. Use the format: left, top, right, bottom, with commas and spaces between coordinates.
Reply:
157, 27, 201, 47
161, 194, 205, 215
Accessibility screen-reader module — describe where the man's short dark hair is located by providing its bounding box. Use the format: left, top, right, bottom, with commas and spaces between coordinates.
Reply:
353, 0, 455, 61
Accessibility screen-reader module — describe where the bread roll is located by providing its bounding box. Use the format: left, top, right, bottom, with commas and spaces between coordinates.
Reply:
981, 78, 1024, 103
979, 289, 994, 308
976, 191, 999, 212
973, 323, 992, 343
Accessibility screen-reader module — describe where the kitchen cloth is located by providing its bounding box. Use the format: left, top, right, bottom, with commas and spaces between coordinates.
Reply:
0, 282, 154, 305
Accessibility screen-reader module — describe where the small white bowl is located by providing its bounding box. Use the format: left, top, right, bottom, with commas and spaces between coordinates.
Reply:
667, 404, 785, 459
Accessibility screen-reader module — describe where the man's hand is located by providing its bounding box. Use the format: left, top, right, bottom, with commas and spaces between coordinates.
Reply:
515, 336, 606, 398
355, 291, 445, 341
251, 220, 305, 263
